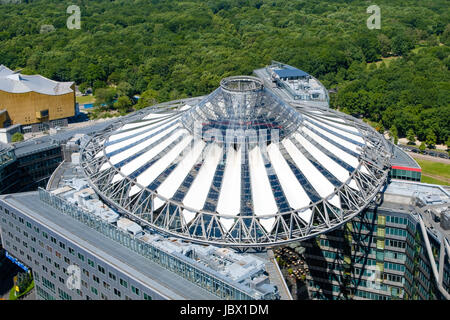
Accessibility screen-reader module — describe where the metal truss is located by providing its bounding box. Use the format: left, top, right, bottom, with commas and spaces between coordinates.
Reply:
80, 87, 392, 249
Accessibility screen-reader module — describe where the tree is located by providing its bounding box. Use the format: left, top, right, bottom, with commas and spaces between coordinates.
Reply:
377, 34, 392, 57
419, 142, 426, 153
11, 132, 24, 142
94, 88, 116, 109
425, 129, 437, 148
375, 121, 384, 134
406, 129, 416, 145
390, 126, 398, 145
116, 82, 134, 98
16, 272, 32, 293
135, 89, 159, 110
391, 33, 415, 56
114, 96, 133, 112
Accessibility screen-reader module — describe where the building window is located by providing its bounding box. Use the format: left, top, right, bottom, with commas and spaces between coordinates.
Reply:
114, 288, 121, 297
88, 259, 95, 268
109, 272, 116, 281
131, 286, 140, 296
78, 253, 85, 262
143, 293, 152, 300
58, 288, 72, 300
98, 265, 105, 274
119, 279, 128, 288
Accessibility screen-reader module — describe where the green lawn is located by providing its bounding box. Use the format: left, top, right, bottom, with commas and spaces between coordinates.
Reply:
413, 158, 450, 186
368, 56, 400, 68
76, 95, 96, 105
415, 159, 450, 179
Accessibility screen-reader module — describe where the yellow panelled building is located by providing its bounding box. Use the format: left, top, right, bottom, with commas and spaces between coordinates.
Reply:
0, 65, 75, 128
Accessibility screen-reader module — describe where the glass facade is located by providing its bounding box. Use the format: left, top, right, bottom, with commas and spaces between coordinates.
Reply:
299, 207, 448, 300
390, 168, 421, 182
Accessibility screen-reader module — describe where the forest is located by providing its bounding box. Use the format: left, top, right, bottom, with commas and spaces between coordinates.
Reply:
0, 0, 449, 145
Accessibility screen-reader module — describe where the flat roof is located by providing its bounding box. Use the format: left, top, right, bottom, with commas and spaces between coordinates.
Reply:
1, 191, 218, 300
274, 68, 309, 78
391, 145, 421, 170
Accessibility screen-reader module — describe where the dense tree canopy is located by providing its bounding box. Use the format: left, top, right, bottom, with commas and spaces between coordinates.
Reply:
0, 0, 448, 143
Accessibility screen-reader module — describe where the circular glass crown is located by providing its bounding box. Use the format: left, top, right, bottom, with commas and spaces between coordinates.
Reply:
181, 76, 303, 143
220, 76, 263, 92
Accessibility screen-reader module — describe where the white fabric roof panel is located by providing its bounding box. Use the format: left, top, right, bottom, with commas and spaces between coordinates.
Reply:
298, 209, 313, 224
293, 132, 350, 183
107, 125, 181, 163
309, 118, 365, 144
266, 143, 310, 210
216, 146, 242, 217
248, 146, 278, 217
128, 136, 193, 197
313, 116, 360, 133
111, 129, 185, 183
107, 122, 179, 156
120, 116, 171, 131
108, 117, 178, 143
156, 140, 206, 203
182, 144, 223, 211
283, 138, 335, 199
182, 209, 197, 225
302, 127, 360, 169
305, 121, 361, 154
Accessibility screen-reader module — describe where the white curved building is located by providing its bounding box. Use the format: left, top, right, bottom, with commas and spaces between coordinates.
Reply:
81, 74, 392, 247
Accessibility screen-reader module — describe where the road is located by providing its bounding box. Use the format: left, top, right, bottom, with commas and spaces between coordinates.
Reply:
409, 152, 450, 165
